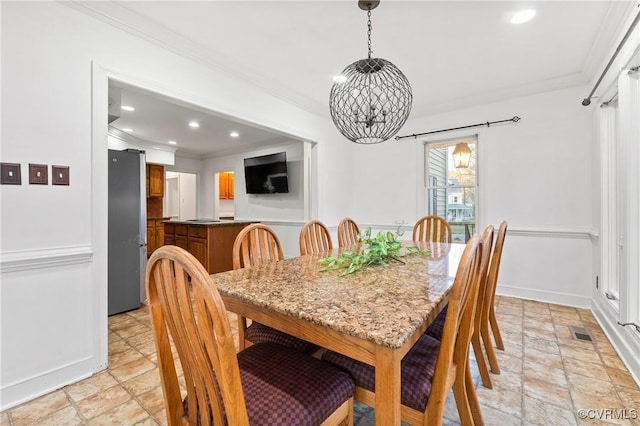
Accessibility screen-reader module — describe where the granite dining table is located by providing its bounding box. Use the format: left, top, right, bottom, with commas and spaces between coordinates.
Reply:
212, 240, 464, 425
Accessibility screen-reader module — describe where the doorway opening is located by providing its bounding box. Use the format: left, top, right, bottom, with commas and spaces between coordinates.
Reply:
217, 171, 235, 219
164, 171, 197, 220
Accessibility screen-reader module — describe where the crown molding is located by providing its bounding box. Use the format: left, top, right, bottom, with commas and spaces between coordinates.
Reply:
108, 126, 178, 154
64, 1, 632, 122
64, 1, 327, 117
410, 72, 589, 118
581, 1, 640, 81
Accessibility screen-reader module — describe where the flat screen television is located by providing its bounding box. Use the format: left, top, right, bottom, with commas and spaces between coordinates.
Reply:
243, 152, 289, 194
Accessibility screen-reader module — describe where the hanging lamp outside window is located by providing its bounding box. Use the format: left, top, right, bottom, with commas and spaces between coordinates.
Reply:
329, 0, 412, 144
452, 142, 472, 168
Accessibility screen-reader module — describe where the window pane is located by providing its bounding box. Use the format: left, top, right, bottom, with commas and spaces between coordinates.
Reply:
426, 187, 476, 243
425, 137, 477, 242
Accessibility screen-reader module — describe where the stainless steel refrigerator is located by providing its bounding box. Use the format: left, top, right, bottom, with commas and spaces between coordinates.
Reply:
108, 149, 146, 315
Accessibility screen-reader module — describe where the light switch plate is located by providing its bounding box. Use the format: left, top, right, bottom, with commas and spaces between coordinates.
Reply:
1, 163, 22, 185
29, 164, 48, 185
52, 165, 70, 186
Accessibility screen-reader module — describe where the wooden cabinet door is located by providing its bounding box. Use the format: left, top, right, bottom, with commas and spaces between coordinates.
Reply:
219, 173, 228, 199
227, 173, 234, 199
219, 172, 235, 200
156, 222, 165, 250
175, 235, 188, 250
147, 164, 164, 198
147, 223, 156, 256
188, 237, 208, 269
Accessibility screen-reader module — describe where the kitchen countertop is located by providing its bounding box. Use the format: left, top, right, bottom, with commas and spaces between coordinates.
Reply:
164, 219, 257, 226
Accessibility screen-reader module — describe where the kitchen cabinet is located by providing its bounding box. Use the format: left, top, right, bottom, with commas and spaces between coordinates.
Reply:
164, 223, 175, 246
147, 218, 169, 256
163, 221, 252, 273
146, 163, 164, 198
219, 172, 234, 200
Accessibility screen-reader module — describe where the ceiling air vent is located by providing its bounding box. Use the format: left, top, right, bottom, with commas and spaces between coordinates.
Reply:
568, 325, 594, 342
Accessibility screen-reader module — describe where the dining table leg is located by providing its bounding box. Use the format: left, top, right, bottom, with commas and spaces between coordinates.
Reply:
375, 345, 402, 425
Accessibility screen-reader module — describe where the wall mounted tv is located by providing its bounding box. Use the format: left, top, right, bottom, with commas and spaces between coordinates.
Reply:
243, 152, 289, 194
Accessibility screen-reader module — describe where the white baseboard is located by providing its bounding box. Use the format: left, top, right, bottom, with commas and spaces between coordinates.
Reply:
0, 356, 100, 411
497, 284, 592, 308
591, 295, 640, 388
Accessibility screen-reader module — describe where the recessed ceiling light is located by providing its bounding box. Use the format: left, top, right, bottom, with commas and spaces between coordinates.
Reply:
168, 140, 177, 145
188, 121, 200, 128
122, 128, 133, 132
511, 9, 536, 24
121, 105, 135, 112
230, 131, 239, 138
333, 75, 347, 83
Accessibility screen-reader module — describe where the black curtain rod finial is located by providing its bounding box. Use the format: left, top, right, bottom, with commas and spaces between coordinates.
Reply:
582, 98, 592, 106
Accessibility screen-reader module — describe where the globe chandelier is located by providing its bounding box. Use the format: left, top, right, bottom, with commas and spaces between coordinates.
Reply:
329, 0, 412, 144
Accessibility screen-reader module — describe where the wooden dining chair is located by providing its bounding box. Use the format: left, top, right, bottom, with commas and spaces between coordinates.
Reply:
232, 223, 318, 353
485, 221, 508, 355
300, 219, 333, 255
337, 217, 360, 248
232, 223, 284, 269
322, 235, 485, 426
470, 225, 495, 388
146, 245, 355, 426
413, 215, 453, 243
426, 223, 507, 390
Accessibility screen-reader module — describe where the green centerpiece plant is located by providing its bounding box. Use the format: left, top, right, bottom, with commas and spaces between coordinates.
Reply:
318, 226, 430, 275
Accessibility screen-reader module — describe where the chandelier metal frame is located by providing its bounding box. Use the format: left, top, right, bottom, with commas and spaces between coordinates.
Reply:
329, 0, 412, 144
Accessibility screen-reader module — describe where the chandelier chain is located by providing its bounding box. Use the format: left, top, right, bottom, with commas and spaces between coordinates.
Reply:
367, 9, 372, 59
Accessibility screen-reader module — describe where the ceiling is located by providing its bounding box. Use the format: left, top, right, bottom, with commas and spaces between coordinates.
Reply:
91, 1, 633, 157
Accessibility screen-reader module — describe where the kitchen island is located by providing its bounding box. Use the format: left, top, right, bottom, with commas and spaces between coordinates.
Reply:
163, 219, 256, 273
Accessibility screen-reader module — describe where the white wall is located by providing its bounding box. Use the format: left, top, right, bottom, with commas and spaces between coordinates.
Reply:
351, 86, 595, 307
0, 1, 353, 410
204, 142, 308, 255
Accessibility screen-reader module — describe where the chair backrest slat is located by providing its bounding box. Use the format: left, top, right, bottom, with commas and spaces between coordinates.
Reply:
233, 224, 284, 269
474, 225, 495, 332
299, 220, 333, 255
484, 221, 507, 321
337, 217, 360, 247
413, 215, 452, 243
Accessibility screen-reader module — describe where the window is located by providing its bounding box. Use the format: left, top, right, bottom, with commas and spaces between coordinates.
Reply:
424, 136, 477, 242
600, 96, 620, 303
598, 53, 640, 325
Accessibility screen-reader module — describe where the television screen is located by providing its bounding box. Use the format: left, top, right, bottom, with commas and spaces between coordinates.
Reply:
243, 152, 289, 194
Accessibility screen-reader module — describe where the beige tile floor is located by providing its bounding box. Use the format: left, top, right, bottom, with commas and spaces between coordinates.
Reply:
2, 296, 639, 425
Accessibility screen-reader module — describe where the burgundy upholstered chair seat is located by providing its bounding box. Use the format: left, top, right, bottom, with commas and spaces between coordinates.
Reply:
185, 342, 355, 425
245, 322, 319, 354
425, 306, 448, 340
322, 334, 441, 412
